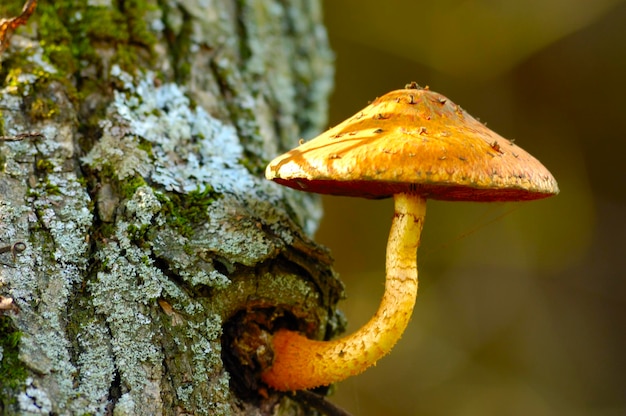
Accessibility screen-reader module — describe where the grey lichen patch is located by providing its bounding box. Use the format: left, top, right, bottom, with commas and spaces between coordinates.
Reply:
190, 194, 282, 267
90, 223, 166, 414
85, 65, 252, 193
73, 319, 115, 415
157, 306, 232, 415
124, 185, 164, 227
113, 393, 138, 416
87, 184, 240, 414
0, 139, 94, 414
182, 269, 230, 289
17, 378, 53, 415
28, 173, 92, 266
81, 121, 152, 180
0, 35, 122, 413
186, 317, 231, 414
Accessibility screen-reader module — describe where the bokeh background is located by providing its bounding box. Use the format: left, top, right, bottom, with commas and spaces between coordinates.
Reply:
315, 1, 626, 415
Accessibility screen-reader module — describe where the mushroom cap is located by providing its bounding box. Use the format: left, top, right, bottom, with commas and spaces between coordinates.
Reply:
266, 85, 559, 201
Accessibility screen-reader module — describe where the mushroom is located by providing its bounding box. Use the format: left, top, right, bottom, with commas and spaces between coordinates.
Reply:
262, 83, 559, 391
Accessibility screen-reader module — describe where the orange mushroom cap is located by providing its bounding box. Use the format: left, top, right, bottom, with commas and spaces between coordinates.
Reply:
266, 84, 559, 201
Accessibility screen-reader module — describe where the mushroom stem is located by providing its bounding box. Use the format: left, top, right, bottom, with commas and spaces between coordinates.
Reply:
262, 192, 427, 391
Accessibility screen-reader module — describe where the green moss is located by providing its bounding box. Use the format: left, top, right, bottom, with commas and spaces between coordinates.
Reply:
0, 0, 157, 130
0, 315, 27, 407
127, 223, 150, 245
157, 187, 222, 237
97, 163, 147, 200
84, 7, 130, 43
4, 64, 34, 95
0, 52, 75, 124
136, 138, 154, 158
2, 0, 160, 108
37, 6, 76, 75
36, 158, 55, 174
29, 96, 59, 120
96, 222, 116, 240
122, 0, 158, 47
37, 1, 156, 75
44, 181, 62, 195
119, 175, 148, 200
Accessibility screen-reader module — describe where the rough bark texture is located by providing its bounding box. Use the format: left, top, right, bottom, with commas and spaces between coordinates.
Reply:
0, 1, 344, 415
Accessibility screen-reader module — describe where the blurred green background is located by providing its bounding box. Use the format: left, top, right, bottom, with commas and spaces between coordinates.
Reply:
315, 1, 626, 415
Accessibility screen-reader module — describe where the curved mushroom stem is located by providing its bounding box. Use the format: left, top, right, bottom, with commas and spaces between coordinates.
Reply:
262, 192, 427, 391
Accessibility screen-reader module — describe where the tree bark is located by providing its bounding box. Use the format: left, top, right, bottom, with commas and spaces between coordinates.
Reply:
0, 1, 343, 415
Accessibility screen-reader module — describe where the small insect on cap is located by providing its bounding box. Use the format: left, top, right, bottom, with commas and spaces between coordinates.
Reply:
266, 83, 559, 202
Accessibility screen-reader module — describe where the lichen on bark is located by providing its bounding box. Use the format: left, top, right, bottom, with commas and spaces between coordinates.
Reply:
0, 1, 341, 415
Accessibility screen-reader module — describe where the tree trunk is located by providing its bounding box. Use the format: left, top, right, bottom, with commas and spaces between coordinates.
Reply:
0, 1, 343, 415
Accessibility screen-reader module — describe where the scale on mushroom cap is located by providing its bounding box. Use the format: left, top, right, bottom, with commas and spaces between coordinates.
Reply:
263, 82, 559, 391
